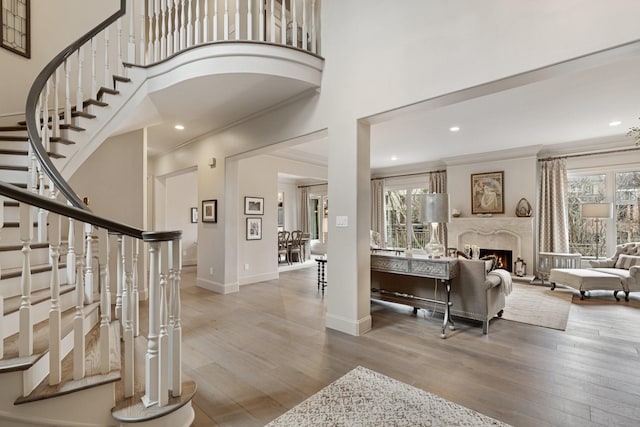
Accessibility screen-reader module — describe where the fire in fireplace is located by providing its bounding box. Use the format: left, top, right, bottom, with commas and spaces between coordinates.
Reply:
479, 248, 513, 272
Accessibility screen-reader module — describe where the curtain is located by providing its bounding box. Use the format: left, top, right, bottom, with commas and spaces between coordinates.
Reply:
429, 170, 448, 247
371, 179, 385, 243
300, 186, 310, 233
538, 158, 569, 252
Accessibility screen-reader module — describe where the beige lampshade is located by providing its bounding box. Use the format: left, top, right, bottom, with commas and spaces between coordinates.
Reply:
421, 193, 450, 223
581, 203, 613, 219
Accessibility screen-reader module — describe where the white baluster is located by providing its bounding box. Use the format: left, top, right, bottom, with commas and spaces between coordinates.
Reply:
67, 210, 76, 286
160, 0, 167, 59
85, 223, 94, 303
121, 235, 130, 340
258, 0, 264, 41
167, 0, 174, 56
115, 234, 123, 320
99, 228, 111, 375
148, 0, 154, 63
142, 241, 160, 407
104, 25, 111, 89
141, 0, 148, 64
158, 243, 169, 406
154, 0, 160, 60
180, 0, 186, 49
124, 270, 135, 397
311, 0, 316, 53
76, 46, 84, 115
19, 203, 33, 358
132, 238, 140, 336
89, 37, 96, 115
52, 68, 60, 139
291, 0, 297, 47
128, 0, 136, 63
49, 213, 62, 385
234, 0, 240, 40
64, 58, 71, 125
246, 0, 252, 40
170, 238, 183, 397
174, 0, 180, 51
280, 0, 286, 45
73, 220, 86, 380
302, 0, 307, 50
195, 0, 201, 44
269, 0, 275, 42
213, 0, 218, 41
203, 0, 208, 42
223, 0, 229, 40
187, 0, 193, 46
117, 16, 124, 76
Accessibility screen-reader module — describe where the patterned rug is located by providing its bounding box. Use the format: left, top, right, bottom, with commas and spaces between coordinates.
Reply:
265, 366, 510, 426
501, 282, 573, 330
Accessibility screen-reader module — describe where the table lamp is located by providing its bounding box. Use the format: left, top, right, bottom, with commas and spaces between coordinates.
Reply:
421, 193, 450, 258
581, 202, 613, 259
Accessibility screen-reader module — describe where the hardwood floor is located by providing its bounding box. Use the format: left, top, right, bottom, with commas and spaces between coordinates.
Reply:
181, 265, 640, 427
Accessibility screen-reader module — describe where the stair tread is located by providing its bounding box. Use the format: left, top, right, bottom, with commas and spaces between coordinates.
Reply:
83, 99, 109, 108
0, 126, 27, 132
50, 136, 75, 145
112, 379, 197, 423
1, 262, 68, 280
0, 136, 28, 142
14, 319, 121, 405
0, 241, 48, 251
56, 123, 85, 132
0, 164, 28, 171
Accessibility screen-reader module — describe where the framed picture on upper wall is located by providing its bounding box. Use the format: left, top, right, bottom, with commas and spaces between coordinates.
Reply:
1, 0, 31, 58
202, 199, 217, 223
471, 171, 504, 214
244, 196, 264, 215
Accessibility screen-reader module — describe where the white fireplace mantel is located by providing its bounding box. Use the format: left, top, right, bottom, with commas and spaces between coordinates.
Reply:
447, 217, 535, 270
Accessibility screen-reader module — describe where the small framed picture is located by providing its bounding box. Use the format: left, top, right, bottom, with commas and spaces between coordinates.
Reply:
190, 207, 198, 223
244, 196, 264, 215
202, 199, 218, 223
246, 217, 262, 240
471, 171, 504, 214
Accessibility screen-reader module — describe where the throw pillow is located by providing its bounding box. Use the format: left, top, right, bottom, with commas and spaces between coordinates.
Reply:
480, 255, 499, 272
614, 254, 640, 270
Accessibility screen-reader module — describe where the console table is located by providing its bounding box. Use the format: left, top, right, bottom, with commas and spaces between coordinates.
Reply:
371, 253, 458, 338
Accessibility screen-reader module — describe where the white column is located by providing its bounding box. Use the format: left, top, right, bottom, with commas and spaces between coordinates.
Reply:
325, 119, 372, 336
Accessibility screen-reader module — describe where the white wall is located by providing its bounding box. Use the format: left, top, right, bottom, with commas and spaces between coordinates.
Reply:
164, 169, 198, 266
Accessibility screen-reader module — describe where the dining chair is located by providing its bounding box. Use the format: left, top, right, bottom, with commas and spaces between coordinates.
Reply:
289, 230, 304, 263
278, 230, 291, 264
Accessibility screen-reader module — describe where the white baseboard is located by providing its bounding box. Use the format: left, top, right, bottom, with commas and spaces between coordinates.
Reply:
326, 313, 372, 336
238, 271, 278, 286
196, 277, 239, 294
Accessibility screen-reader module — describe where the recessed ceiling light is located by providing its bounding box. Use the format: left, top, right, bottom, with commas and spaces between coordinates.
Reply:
391, 156, 398, 161
609, 121, 621, 127
174, 124, 185, 130
449, 126, 460, 132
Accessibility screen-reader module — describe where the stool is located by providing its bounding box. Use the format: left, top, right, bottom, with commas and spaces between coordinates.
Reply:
549, 268, 624, 301
315, 257, 327, 295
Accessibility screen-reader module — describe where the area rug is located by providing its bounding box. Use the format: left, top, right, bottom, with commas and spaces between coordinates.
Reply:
265, 366, 510, 426
501, 282, 573, 330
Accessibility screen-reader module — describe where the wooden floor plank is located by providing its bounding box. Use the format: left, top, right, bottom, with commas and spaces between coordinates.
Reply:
178, 265, 640, 427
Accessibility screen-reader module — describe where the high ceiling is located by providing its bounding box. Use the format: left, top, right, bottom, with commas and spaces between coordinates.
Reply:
135, 43, 640, 179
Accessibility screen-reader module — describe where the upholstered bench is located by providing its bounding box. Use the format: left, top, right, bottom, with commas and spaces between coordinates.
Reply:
549, 268, 624, 301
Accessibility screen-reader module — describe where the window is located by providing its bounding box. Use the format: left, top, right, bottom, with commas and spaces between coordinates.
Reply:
568, 169, 640, 257
309, 194, 328, 243
384, 179, 429, 249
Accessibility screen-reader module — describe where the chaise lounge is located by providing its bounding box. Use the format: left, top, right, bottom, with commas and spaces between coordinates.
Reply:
588, 242, 640, 301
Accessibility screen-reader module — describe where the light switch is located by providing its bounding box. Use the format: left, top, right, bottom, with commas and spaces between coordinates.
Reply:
336, 216, 348, 227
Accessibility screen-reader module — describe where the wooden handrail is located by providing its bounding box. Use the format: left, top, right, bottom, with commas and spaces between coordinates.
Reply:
24, 0, 127, 211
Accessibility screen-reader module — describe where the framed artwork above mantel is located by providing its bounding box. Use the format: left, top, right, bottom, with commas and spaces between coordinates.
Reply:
471, 171, 504, 215
1, 0, 30, 58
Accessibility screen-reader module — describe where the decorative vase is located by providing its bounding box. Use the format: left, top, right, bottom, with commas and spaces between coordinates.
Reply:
515, 198, 532, 217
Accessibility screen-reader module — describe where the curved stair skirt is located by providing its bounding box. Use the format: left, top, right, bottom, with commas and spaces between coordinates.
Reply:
56, 41, 324, 180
